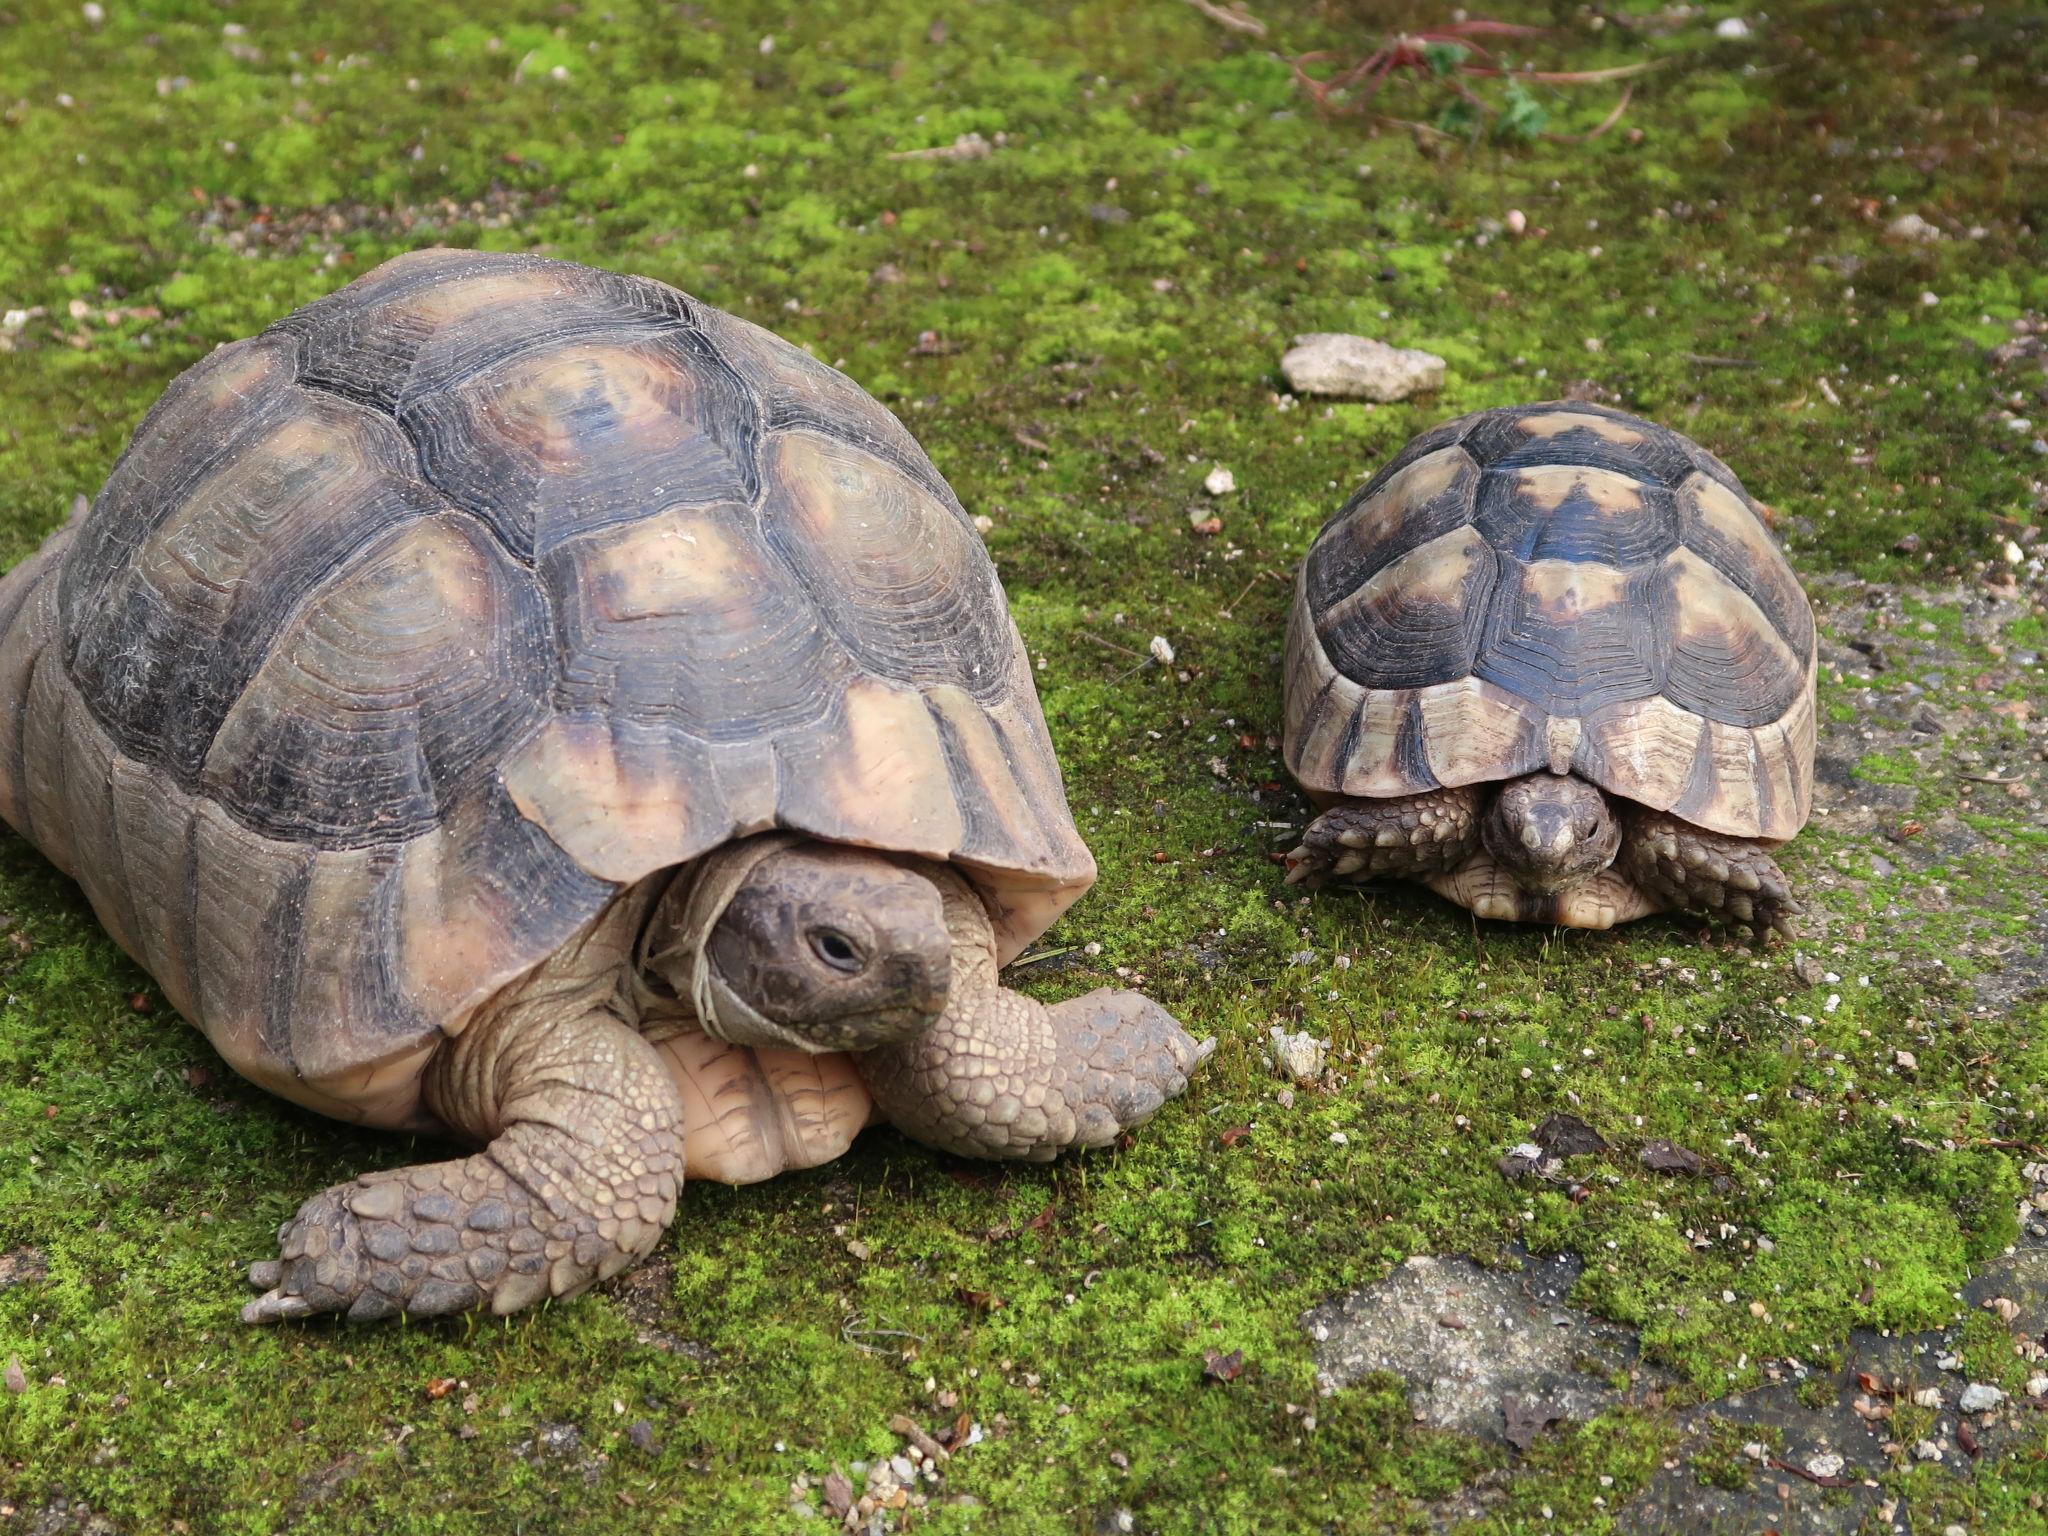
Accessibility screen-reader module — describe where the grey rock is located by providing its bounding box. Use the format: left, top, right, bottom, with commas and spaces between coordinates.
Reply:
1280, 333, 1446, 402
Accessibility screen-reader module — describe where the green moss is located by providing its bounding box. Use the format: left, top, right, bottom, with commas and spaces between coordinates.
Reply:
1, 0, 2046, 1531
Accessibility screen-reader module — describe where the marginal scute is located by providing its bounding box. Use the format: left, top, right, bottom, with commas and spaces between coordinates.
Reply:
1416, 677, 1546, 789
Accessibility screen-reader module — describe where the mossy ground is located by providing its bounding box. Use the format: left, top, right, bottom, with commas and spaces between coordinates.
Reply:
1, 0, 2046, 1531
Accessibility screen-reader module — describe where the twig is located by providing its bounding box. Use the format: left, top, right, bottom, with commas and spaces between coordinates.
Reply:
1681, 352, 1759, 368
1010, 945, 1079, 968
1769, 1456, 1854, 1489
1542, 83, 1635, 142
841, 1316, 929, 1355
1218, 566, 1284, 619
1076, 631, 1143, 659
889, 1415, 952, 1465
1182, 0, 1266, 36
1959, 772, 2025, 785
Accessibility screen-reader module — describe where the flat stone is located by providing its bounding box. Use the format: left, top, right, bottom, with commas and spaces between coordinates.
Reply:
1280, 333, 1446, 402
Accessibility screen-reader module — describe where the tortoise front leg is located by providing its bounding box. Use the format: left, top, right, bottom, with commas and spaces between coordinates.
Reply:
1283, 785, 1483, 887
242, 1007, 684, 1324
855, 870, 1212, 1161
1618, 807, 1800, 941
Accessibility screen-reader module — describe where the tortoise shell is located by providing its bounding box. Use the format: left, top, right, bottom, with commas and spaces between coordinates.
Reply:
0, 249, 1092, 1125
1284, 402, 1816, 841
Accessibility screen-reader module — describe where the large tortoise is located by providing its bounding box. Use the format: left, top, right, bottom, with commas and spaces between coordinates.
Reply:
0, 249, 1209, 1325
1283, 402, 1816, 936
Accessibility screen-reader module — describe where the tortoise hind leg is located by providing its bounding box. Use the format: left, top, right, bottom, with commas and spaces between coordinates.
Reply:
1618, 807, 1800, 941
1283, 786, 1483, 888
242, 1008, 684, 1324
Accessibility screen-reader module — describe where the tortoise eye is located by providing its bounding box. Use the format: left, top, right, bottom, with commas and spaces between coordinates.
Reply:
809, 928, 865, 973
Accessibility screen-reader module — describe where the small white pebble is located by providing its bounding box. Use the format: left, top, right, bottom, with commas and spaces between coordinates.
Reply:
1329, 1131, 1349, 1146
1148, 635, 1175, 666
1715, 16, 1751, 37
1505, 208, 1527, 236
1203, 466, 1236, 497
758, 34, 775, 54
81, 1, 104, 21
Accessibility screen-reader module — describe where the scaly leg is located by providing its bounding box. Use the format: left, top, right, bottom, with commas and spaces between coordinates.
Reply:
1618, 808, 1800, 941
242, 1006, 685, 1323
1283, 785, 1484, 887
856, 869, 1212, 1161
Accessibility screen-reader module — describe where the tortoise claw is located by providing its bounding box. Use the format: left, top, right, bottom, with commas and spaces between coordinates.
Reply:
241, 1288, 315, 1325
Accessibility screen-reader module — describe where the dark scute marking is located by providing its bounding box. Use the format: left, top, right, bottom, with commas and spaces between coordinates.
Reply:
399, 327, 758, 563
1677, 486, 1816, 662
1460, 404, 1697, 487
1471, 467, 1679, 569
66, 388, 450, 789
277, 250, 694, 417
59, 337, 299, 657
1305, 448, 1480, 617
541, 501, 840, 747
1667, 714, 1720, 825
411, 782, 617, 984
926, 695, 1055, 870
258, 850, 315, 1073
760, 432, 1015, 700
1393, 694, 1440, 790
1683, 436, 1750, 499
1341, 410, 1487, 507
290, 843, 437, 1073
1652, 561, 1807, 727
1317, 529, 1497, 691
201, 514, 550, 846
1473, 559, 1664, 717
701, 308, 960, 514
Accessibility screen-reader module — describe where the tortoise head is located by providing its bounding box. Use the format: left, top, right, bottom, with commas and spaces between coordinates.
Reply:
1480, 773, 1622, 897
663, 840, 952, 1053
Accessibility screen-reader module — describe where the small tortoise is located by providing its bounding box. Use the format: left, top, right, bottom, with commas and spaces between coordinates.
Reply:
1283, 402, 1815, 936
0, 249, 1209, 1325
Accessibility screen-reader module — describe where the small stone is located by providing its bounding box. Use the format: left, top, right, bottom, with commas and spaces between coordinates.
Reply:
627, 1419, 661, 1454
846, 1239, 871, 1261
1913, 1387, 1944, 1408
2004, 538, 2025, 565
2026, 1372, 2047, 1398
1148, 635, 1176, 666
1266, 1026, 1328, 1085
1914, 1439, 1944, 1461
972, 514, 994, 534
1805, 1451, 1845, 1478
1280, 333, 1446, 402
1203, 466, 1236, 496
1958, 1383, 2006, 1413
1886, 213, 1942, 243
1715, 16, 1751, 37
1741, 1441, 1769, 1462
1505, 209, 1527, 237
1985, 1296, 2021, 1325
1894, 1050, 1918, 1072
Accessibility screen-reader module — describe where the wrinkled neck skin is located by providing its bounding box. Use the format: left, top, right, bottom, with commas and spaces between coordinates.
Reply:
635, 835, 995, 1054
